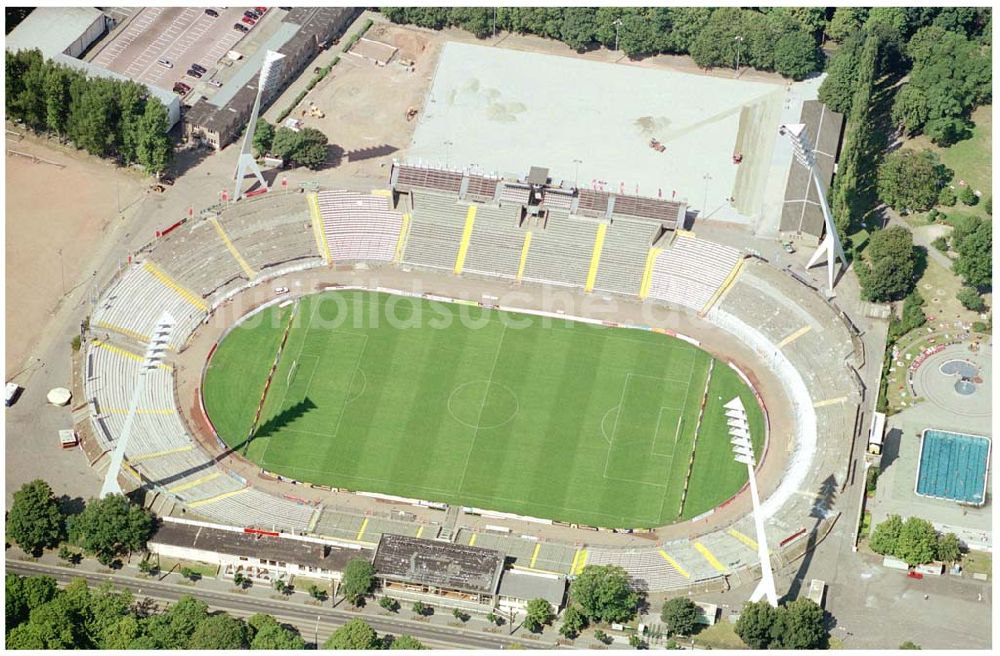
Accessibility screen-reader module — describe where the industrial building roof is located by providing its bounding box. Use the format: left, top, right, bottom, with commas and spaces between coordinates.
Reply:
150, 518, 372, 572
779, 100, 844, 238
497, 569, 567, 606
372, 533, 506, 596
5, 7, 104, 58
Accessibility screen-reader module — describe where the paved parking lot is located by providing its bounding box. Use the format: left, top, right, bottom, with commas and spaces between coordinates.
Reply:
90, 6, 263, 92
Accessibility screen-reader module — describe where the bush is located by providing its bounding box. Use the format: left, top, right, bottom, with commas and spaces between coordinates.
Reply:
972, 320, 989, 333
938, 186, 957, 206
865, 467, 880, 495
957, 287, 986, 312
958, 185, 979, 206
71, 335, 82, 352
931, 235, 949, 252
985, 196, 992, 215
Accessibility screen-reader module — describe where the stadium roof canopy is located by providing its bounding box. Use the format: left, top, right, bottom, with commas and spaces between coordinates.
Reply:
5, 7, 105, 58
498, 569, 567, 607
373, 533, 506, 596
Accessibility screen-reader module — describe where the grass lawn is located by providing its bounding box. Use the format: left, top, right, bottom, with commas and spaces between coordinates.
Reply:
962, 550, 991, 578
903, 105, 992, 197
204, 291, 764, 528
692, 622, 746, 649
157, 557, 218, 579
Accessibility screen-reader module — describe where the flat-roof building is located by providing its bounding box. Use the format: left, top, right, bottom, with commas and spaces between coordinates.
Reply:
5, 7, 180, 128
148, 516, 371, 584
183, 7, 359, 150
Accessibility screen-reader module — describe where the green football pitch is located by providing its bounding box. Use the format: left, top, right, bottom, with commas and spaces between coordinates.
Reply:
204, 291, 765, 528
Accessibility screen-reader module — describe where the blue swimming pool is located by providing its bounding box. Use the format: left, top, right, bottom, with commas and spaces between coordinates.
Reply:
915, 430, 991, 505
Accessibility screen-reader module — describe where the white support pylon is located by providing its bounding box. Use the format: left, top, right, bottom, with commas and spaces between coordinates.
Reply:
725, 396, 778, 607
233, 51, 286, 201
781, 123, 848, 296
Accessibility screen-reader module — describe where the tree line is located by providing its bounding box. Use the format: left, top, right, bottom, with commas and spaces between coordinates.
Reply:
5, 48, 172, 174
381, 7, 826, 79
6, 576, 308, 649
869, 515, 962, 566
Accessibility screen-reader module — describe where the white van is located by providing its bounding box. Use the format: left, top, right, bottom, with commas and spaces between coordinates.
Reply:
157, 58, 173, 68
6, 382, 22, 407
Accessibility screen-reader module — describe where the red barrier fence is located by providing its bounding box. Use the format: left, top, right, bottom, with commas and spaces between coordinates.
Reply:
156, 219, 185, 238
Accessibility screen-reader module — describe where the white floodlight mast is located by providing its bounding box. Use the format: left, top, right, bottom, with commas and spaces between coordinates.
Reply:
233, 50, 286, 201
780, 123, 848, 295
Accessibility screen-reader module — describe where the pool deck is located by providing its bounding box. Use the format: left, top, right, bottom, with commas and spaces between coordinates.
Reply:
871, 401, 992, 551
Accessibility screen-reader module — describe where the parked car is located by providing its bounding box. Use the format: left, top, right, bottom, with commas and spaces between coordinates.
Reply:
190, 63, 207, 74
207, 79, 223, 88
274, 286, 289, 295
234, 23, 249, 33
186, 68, 203, 79
156, 58, 173, 68
204, 8, 219, 17
172, 82, 192, 95
256, 7, 269, 14
241, 15, 256, 26
244, 9, 260, 19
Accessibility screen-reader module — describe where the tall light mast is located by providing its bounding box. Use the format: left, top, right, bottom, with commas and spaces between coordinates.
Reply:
233, 50, 286, 201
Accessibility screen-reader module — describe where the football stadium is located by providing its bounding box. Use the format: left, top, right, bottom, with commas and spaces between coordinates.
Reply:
68, 27, 868, 596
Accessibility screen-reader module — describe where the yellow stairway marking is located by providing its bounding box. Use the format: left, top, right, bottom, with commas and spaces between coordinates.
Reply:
95, 321, 150, 344
658, 550, 690, 578
468, 533, 478, 547
570, 549, 589, 575
693, 542, 727, 573
584, 223, 608, 292
394, 212, 411, 263
211, 217, 256, 279
676, 229, 696, 238
453, 205, 477, 274
638, 247, 663, 299
144, 261, 207, 311
307, 192, 332, 264
515, 231, 532, 282
188, 488, 249, 508
529, 543, 541, 568
728, 529, 759, 552
415, 525, 424, 539
168, 471, 221, 494
129, 444, 193, 464
778, 324, 812, 348
91, 340, 171, 370
355, 517, 370, 541
814, 396, 848, 408
701, 257, 745, 314
370, 189, 392, 197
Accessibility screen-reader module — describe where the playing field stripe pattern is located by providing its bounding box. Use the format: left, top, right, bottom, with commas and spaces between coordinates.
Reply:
204, 291, 765, 528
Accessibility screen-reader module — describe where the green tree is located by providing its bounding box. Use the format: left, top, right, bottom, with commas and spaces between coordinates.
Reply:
628, 634, 645, 648
827, 7, 869, 42
953, 216, 992, 289
870, 514, 904, 555
957, 287, 986, 312
856, 226, 917, 302
958, 185, 979, 206
68, 494, 153, 561
7, 479, 65, 555
772, 29, 820, 80
770, 598, 827, 649
379, 596, 399, 612
270, 126, 303, 160
558, 7, 598, 51
5, 574, 57, 630
569, 564, 641, 624
324, 618, 380, 649
559, 605, 587, 639
896, 517, 940, 566
662, 7, 712, 54
340, 558, 376, 605
135, 100, 172, 175
817, 33, 865, 113
660, 597, 701, 636
292, 127, 329, 169
411, 600, 427, 616
523, 598, 552, 632
735, 600, 779, 649
247, 613, 306, 649
253, 118, 275, 157
936, 533, 962, 563
388, 634, 427, 649
939, 186, 958, 206
188, 613, 250, 649
877, 149, 952, 213
900, 640, 923, 649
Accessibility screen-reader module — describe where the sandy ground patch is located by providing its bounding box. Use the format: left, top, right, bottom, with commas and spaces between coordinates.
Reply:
4, 136, 145, 377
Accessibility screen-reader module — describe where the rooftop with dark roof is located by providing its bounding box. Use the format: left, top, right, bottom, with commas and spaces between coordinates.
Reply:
372, 533, 506, 596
